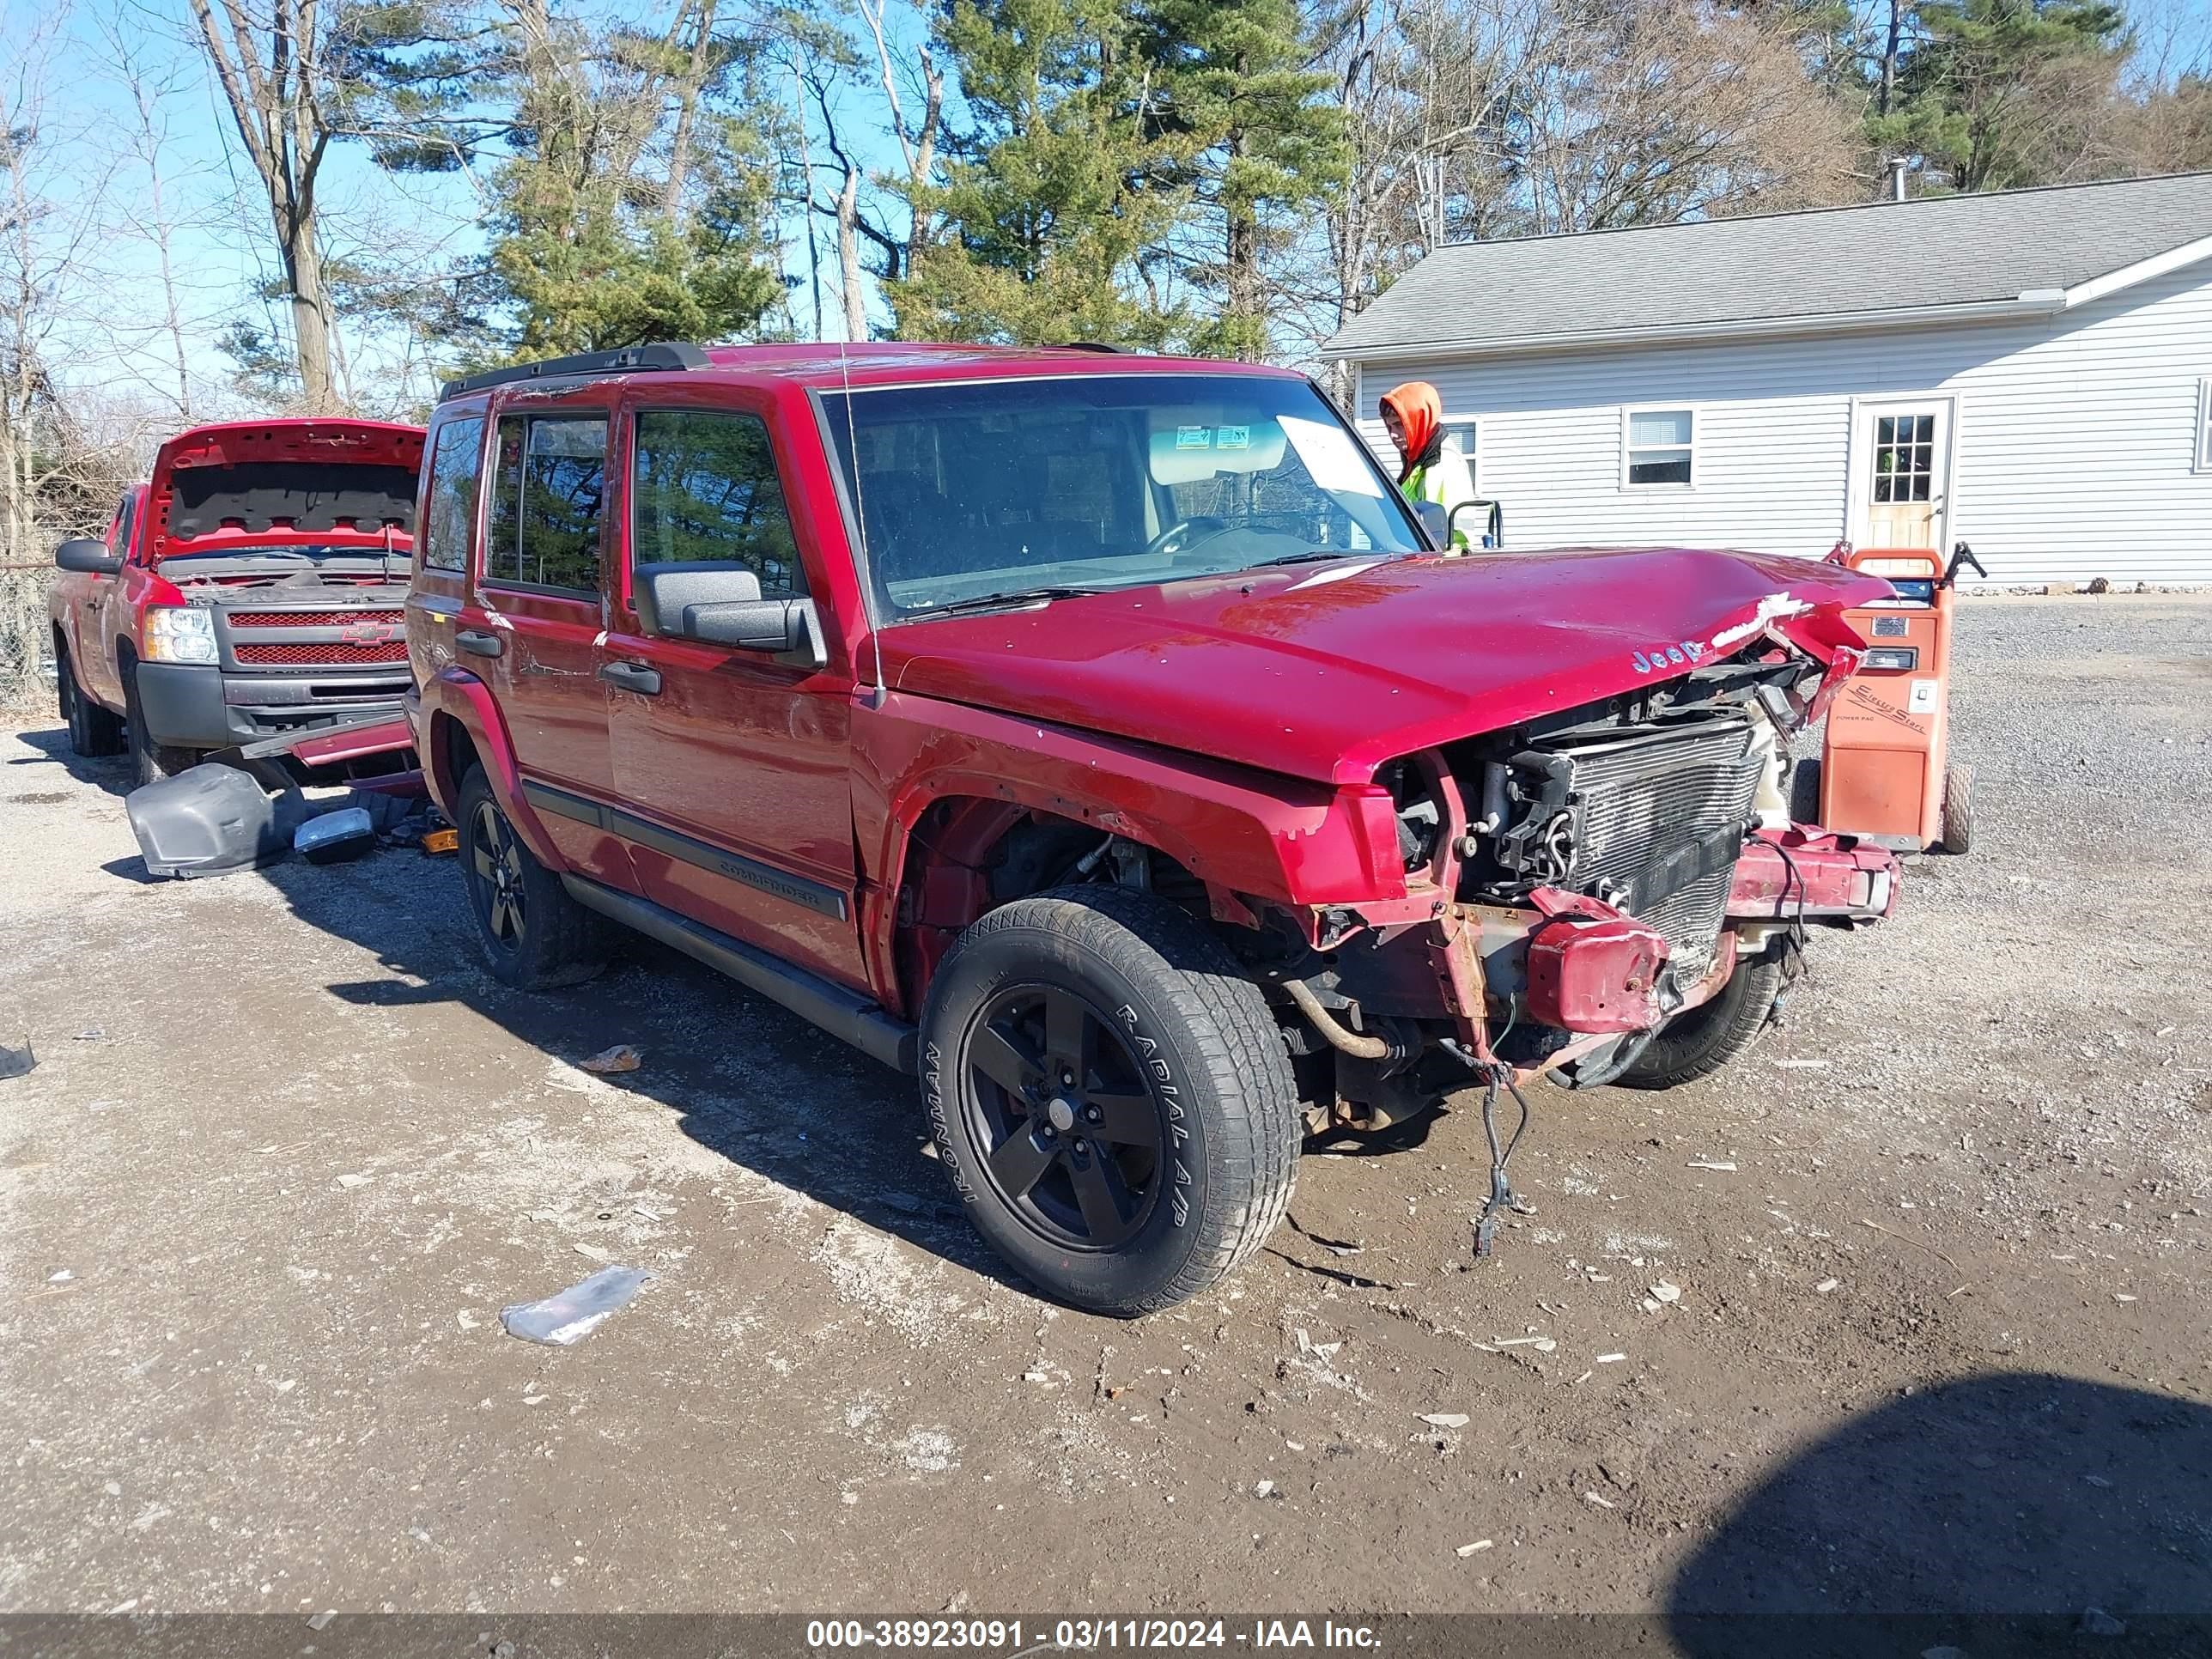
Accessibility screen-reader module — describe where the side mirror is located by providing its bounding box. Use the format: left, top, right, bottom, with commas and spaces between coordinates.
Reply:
1412, 500, 1448, 549
56, 538, 123, 576
635, 562, 829, 671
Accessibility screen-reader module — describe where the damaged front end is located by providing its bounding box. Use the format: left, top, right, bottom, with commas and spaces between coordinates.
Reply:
1265, 597, 1899, 1151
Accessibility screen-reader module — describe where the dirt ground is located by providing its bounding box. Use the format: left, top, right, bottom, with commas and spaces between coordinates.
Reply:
2, 595, 2209, 1631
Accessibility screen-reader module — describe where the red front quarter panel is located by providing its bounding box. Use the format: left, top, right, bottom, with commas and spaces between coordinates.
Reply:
852, 692, 1405, 1013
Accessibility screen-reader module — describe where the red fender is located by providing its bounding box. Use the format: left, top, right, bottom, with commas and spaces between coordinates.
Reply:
421, 666, 566, 869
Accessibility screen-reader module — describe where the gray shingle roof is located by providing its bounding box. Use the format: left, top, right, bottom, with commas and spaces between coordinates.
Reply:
1324, 172, 2212, 358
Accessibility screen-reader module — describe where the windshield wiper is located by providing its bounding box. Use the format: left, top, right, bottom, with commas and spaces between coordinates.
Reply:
902, 585, 1115, 620
1247, 549, 1395, 569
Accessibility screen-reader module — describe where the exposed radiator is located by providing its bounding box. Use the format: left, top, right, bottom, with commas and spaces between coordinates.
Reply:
1553, 718, 1763, 983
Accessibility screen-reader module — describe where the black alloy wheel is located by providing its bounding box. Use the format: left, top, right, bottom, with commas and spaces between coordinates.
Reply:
453, 765, 606, 990
470, 797, 528, 954
963, 984, 1166, 1252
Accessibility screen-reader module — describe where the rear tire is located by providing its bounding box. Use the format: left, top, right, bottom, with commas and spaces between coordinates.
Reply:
921, 886, 1300, 1316
58, 644, 125, 757
1615, 950, 1785, 1091
1941, 762, 1974, 854
121, 660, 194, 787
455, 766, 607, 989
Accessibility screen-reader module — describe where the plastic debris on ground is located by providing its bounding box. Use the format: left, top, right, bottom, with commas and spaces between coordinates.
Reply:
127, 761, 441, 878
579, 1044, 643, 1075
0, 1039, 33, 1080
295, 807, 376, 865
501, 1266, 653, 1346
126, 764, 303, 879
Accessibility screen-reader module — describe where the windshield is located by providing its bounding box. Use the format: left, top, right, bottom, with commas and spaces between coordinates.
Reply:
819, 373, 1425, 620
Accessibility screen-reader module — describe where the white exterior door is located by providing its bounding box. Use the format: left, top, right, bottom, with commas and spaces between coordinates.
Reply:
1850, 398, 1954, 550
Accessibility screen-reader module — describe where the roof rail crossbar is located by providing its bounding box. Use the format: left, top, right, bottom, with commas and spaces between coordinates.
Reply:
440, 341, 710, 402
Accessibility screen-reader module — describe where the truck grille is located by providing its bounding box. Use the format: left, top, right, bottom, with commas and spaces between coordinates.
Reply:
1555, 719, 1762, 983
228, 609, 400, 629
234, 639, 409, 665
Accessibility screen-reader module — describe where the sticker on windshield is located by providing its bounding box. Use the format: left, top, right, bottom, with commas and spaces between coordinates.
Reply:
1279, 416, 1384, 497
1216, 425, 1249, 451
1176, 426, 1212, 451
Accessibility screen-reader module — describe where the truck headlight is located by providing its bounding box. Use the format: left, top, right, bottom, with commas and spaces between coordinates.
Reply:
143, 605, 217, 665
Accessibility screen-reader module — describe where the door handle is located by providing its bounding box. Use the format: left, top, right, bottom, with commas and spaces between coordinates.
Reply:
599, 660, 662, 696
455, 629, 503, 659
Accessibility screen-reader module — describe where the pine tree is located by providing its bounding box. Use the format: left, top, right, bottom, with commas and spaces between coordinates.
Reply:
887, 0, 1189, 347
1870, 0, 2130, 191
1131, 0, 1346, 360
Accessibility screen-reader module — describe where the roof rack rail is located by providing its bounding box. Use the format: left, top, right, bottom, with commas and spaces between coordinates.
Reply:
439, 342, 710, 402
1059, 341, 1131, 354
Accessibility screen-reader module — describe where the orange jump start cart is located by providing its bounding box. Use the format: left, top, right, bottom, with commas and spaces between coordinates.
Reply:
1815, 541, 1984, 854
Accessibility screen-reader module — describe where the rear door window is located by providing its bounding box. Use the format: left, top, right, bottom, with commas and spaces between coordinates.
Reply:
484, 413, 609, 593
630, 410, 802, 596
420, 416, 484, 573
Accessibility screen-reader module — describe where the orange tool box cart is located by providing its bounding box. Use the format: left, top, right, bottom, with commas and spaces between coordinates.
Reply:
1815, 541, 1985, 854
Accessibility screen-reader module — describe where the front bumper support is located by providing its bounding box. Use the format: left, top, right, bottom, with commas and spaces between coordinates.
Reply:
1728, 826, 1899, 921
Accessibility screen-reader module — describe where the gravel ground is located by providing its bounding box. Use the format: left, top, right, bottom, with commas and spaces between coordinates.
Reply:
0, 595, 2207, 1632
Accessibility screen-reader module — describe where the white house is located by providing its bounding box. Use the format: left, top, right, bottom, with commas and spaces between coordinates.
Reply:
1323, 172, 2212, 586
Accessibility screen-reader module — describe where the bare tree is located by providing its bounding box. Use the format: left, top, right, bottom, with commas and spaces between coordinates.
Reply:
186, 0, 342, 410
95, 19, 216, 422
1303, 0, 1860, 386
0, 11, 127, 553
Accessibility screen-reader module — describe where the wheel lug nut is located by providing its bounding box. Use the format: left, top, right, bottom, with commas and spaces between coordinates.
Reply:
1083, 1106, 1102, 1123
1060, 1069, 1075, 1087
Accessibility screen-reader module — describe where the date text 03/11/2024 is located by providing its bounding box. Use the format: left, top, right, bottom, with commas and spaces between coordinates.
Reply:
804, 1619, 1383, 1650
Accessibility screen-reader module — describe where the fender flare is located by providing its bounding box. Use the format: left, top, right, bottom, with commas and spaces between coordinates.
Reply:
422, 666, 565, 868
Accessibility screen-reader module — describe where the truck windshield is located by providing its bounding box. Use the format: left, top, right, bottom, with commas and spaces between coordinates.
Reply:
819, 374, 1425, 620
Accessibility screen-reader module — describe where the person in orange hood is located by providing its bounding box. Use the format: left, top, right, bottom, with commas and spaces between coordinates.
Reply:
1379, 380, 1473, 548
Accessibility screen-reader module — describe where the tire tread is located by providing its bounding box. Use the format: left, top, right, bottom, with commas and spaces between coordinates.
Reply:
928, 885, 1299, 1316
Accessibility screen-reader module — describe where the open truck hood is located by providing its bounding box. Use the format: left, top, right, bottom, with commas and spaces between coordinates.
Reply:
146, 418, 425, 563
880, 546, 1890, 786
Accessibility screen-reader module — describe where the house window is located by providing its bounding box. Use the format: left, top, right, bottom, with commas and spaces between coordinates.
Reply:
1442, 419, 1478, 495
2198, 380, 2212, 471
1624, 408, 1694, 487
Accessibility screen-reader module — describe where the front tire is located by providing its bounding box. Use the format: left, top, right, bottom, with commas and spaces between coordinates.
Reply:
921, 887, 1300, 1316
121, 661, 194, 787
456, 766, 606, 989
1615, 950, 1786, 1091
58, 644, 124, 757
1941, 762, 1974, 854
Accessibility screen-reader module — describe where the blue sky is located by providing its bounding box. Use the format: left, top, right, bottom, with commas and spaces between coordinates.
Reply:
23, 0, 916, 434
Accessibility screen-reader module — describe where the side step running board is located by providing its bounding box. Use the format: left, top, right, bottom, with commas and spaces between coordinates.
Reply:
558, 874, 917, 1073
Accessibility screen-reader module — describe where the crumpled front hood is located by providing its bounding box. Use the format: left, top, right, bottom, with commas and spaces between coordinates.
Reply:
879, 547, 1889, 786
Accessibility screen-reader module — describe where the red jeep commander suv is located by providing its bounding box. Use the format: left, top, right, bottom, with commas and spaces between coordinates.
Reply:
406, 341, 1898, 1315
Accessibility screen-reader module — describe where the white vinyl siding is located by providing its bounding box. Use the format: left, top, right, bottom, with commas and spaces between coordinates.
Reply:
1349, 251, 2212, 586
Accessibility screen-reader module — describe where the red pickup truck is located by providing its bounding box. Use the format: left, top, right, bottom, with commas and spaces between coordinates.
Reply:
50, 418, 424, 784
407, 342, 1898, 1315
